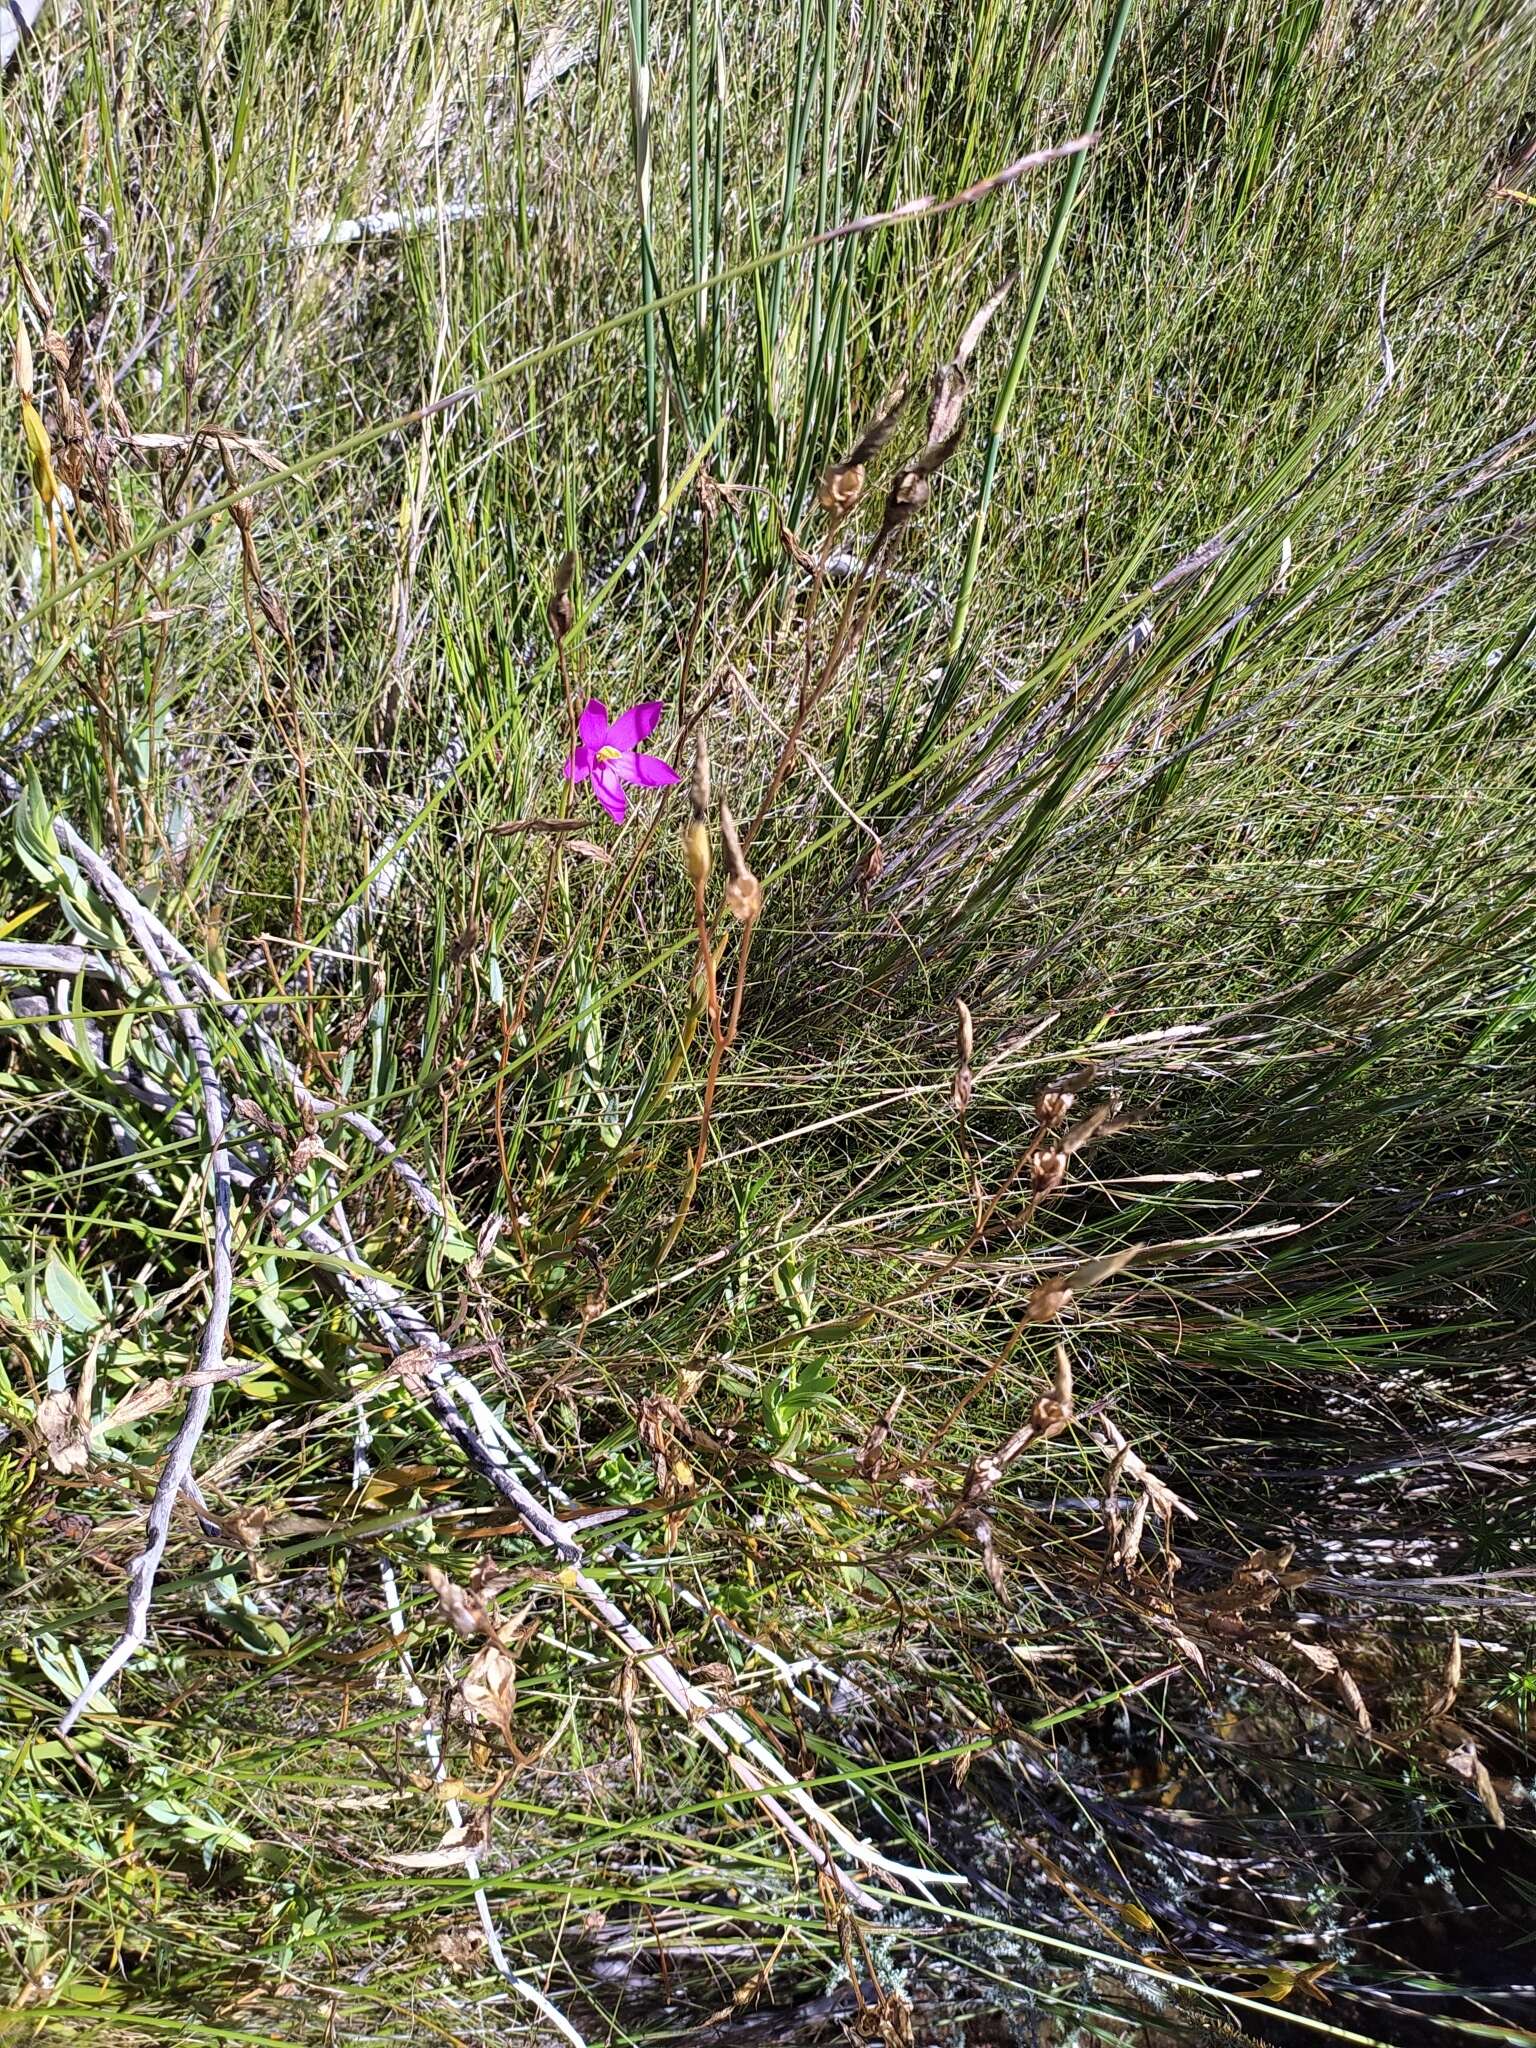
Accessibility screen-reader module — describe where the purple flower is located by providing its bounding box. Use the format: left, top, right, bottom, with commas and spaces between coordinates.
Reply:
563, 699, 680, 823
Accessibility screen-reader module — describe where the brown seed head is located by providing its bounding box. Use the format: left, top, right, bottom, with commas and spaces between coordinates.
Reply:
719, 802, 762, 922
954, 998, 974, 1067
1034, 1082, 1076, 1126
817, 460, 866, 516
1029, 1145, 1068, 1195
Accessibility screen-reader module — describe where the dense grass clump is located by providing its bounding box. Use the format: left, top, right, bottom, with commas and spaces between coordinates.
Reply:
1, 1, 1534, 2042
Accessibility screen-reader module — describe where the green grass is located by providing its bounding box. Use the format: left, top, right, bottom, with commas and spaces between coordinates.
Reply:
1, 0, 1535, 2042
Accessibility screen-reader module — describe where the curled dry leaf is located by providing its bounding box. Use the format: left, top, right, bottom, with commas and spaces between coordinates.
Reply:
35, 1390, 89, 1474
425, 1563, 495, 1641
1094, 1416, 1196, 1521
954, 269, 1020, 369
1289, 1638, 1372, 1735
1445, 1740, 1504, 1828
1116, 1491, 1150, 1570
1429, 1630, 1462, 1719
461, 1642, 519, 1747
955, 1506, 1007, 1596
96, 1376, 177, 1441
619, 1657, 644, 1791
383, 1808, 491, 1870
855, 1390, 904, 1480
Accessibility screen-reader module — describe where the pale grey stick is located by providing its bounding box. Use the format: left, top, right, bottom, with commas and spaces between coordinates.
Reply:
49, 856, 233, 1735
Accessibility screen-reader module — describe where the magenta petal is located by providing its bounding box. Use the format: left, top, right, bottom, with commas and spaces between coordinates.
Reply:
578, 700, 610, 749
592, 762, 628, 822
563, 745, 594, 782
607, 699, 664, 750
626, 750, 681, 789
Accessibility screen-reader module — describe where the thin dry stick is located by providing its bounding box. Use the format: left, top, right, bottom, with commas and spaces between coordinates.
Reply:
49, 859, 232, 1735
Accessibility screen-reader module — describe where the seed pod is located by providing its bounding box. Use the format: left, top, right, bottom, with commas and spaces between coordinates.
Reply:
547, 549, 577, 643
13, 317, 33, 402
1026, 1278, 1073, 1324
818, 378, 913, 516
684, 730, 712, 887
882, 466, 930, 528
718, 802, 762, 923
855, 838, 884, 912
1035, 1065, 1094, 1126
1035, 1084, 1073, 1125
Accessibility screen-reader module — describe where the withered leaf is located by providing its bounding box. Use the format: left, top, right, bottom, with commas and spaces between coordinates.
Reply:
99, 1378, 177, 1434
1429, 1631, 1461, 1719
382, 1809, 491, 1870
35, 1390, 89, 1474
1445, 1740, 1504, 1828
461, 1642, 519, 1745
425, 1563, 495, 1641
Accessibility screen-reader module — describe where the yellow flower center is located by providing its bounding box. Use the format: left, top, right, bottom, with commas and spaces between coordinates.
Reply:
596, 744, 621, 763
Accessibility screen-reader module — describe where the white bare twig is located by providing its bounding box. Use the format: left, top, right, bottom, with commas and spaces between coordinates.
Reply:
47, 849, 233, 1735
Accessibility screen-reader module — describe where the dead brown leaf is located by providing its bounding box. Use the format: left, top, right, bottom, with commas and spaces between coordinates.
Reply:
425, 1563, 496, 1641
1445, 1740, 1504, 1828
382, 1808, 491, 1870
35, 1390, 89, 1474
460, 1642, 519, 1746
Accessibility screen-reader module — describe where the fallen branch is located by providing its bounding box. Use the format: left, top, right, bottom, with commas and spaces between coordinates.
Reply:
0, 802, 953, 1902
34, 848, 234, 1736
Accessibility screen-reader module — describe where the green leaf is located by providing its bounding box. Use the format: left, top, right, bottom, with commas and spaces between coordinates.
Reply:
44, 1250, 103, 1333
